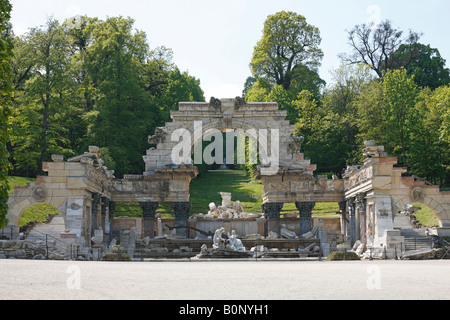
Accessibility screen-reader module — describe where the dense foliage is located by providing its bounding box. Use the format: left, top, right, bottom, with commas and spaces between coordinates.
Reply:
245, 12, 450, 187
9, 16, 204, 178
5, 10, 450, 197
0, 0, 13, 226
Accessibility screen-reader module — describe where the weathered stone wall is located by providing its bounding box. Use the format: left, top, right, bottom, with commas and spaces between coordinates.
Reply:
0, 240, 44, 259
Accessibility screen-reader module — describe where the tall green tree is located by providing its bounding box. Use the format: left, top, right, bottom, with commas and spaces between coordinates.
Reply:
340, 20, 420, 78
10, 18, 76, 173
389, 43, 450, 89
83, 17, 153, 176
0, 0, 13, 226
408, 87, 450, 186
293, 90, 322, 158
250, 11, 323, 91
320, 64, 375, 170
382, 68, 420, 167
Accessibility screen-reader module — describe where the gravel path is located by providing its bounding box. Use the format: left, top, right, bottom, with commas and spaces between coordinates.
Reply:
1, 259, 449, 300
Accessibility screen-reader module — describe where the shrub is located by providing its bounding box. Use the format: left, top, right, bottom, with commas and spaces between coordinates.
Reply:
100, 252, 132, 262
326, 251, 360, 261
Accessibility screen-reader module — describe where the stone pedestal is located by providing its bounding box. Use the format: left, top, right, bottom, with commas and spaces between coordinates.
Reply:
296, 202, 316, 236
172, 202, 191, 238
140, 202, 159, 238
262, 203, 283, 238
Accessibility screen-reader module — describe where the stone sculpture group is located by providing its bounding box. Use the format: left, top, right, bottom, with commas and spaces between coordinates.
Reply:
212, 227, 246, 253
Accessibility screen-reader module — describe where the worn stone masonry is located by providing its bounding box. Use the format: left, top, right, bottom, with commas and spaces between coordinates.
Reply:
3, 99, 450, 260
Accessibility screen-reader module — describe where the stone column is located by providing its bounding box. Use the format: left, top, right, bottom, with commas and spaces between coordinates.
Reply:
355, 193, 367, 245
262, 202, 284, 238
295, 202, 316, 236
140, 202, 159, 239
339, 201, 348, 241
91, 193, 101, 242
171, 202, 191, 238
108, 201, 116, 244
101, 197, 109, 243
348, 197, 356, 246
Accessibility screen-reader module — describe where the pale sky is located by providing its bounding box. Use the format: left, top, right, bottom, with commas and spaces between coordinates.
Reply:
9, 0, 450, 99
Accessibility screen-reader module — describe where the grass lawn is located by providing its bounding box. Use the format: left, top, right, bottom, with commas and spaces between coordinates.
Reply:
190, 170, 264, 214
8, 176, 36, 193
411, 203, 440, 227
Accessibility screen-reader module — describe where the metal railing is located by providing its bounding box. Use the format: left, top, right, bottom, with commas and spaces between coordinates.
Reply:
23, 229, 76, 260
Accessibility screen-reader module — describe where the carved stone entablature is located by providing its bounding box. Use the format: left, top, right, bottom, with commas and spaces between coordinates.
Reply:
68, 146, 116, 185
344, 164, 374, 191
86, 164, 113, 194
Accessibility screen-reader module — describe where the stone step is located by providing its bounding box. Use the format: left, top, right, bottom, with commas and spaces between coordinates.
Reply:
394, 213, 414, 229
25, 216, 66, 241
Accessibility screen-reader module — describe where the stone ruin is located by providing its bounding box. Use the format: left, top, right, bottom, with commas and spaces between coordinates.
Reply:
2, 98, 450, 261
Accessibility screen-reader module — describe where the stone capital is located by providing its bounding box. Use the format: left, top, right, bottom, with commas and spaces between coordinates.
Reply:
171, 202, 191, 218
262, 202, 284, 219
355, 193, 366, 211
139, 202, 159, 218
295, 202, 316, 218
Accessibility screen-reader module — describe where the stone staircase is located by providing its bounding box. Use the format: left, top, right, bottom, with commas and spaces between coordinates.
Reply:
24, 216, 72, 259
395, 211, 432, 252
26, 216, 66, 239
401, 229, 432, 252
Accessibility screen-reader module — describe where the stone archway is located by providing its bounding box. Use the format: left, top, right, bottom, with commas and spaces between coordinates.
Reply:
7, 181, 67, 227
392, 188, 450, 228
144, 98, 299, 173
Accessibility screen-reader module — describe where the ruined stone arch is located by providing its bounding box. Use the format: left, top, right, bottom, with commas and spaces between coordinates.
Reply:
144, 98, 300, 173
187, 117, 270, 164
392, 193, 450, 228
7, 182, 68, 226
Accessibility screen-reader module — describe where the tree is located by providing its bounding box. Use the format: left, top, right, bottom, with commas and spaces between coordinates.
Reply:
0, 0, 13, 226
382, 68, 420, 167
10, 18, 76, 173
250, 11, 323, 91
321, 64, 375, 170
293, 90, 322, 158
389, 43, 450, 89
83, 16, 153, 177
355, 79, 386, 150
408, 87, 449, 186
340, 20, 420, 78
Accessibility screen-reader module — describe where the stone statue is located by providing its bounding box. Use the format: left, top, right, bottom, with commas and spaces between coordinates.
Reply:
288, 136, 305, 154
226, 230, 246, 252
234, 96, 246, 110
148, 127, 167, 145
209, 97, 222, 111
213, 227, 226, 250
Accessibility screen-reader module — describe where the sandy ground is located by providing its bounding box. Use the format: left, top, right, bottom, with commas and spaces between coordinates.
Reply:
0, 259, 449, 300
